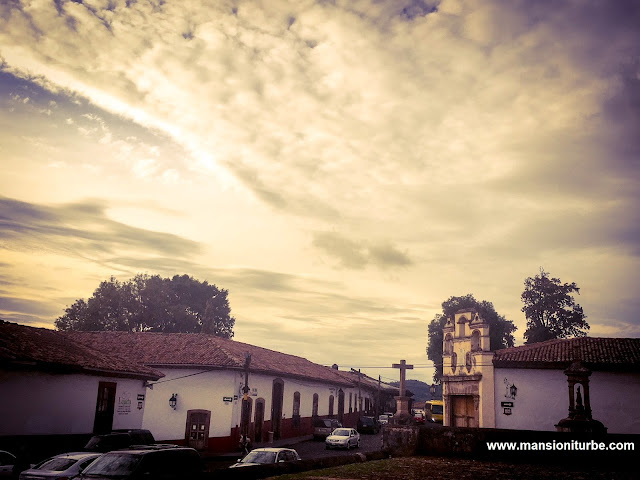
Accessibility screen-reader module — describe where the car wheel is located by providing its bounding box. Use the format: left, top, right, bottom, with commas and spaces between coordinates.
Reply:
357, 439, 360, 448
346, 442, 350, 450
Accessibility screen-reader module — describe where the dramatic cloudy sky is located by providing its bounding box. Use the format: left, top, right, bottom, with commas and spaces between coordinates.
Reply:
1, 0, 639, 384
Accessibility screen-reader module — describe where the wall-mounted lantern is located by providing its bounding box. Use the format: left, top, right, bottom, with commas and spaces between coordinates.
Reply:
509, 384, 518, 399
169, 393, 178, 410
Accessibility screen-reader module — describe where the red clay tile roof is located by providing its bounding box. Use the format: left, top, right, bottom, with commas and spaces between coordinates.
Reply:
0, 321, 162, 380
66, 331, 353, 386
493, 337, 640, 371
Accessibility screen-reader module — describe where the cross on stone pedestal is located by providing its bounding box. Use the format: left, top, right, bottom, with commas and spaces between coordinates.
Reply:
392, 359, 413, 417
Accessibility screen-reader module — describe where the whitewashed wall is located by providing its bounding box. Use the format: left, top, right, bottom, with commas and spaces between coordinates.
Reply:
493, 368, 567, 431
141, 366, 366, 442
0, 370, 145, 436
493, 368, 640, 434
141, 368, 237, 441
589, 371, 640, 434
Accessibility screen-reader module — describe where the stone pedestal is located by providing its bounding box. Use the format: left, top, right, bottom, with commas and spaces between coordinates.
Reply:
395, 396, 410, 415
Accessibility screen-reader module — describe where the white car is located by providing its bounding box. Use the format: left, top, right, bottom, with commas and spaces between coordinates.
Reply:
229, 448, 301, 468
19, 452, 101, 480
325, 428, 360, 450
378, 414, 390, 425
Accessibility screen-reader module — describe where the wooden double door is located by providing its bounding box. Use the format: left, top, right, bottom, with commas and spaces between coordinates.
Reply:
451, 395, 477, 427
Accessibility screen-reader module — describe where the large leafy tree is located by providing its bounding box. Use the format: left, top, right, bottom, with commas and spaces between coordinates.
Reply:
55, 274, 235, 337
521, 268, 589, 344
426, 294, 517, 382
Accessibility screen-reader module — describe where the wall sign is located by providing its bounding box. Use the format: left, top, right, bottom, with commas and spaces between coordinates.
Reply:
117, 391, 132, 415
223, 396, 233, 402
501, 401, 514, 408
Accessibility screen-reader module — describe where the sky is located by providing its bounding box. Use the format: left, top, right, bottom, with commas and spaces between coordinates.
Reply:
1, 0, 639, 385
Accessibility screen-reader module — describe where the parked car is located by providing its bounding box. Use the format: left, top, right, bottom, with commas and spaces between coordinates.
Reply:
76, 447, 203, 480
312, 418, 342, 440
19, 452, 101, 480
378, 414, 390, 425
0, 451, 16, 478
325, 428, 360, 450
357, 416, 380, 434
413, 412, 425, 424
84, 429, 156, 452
229, 448, 301, 468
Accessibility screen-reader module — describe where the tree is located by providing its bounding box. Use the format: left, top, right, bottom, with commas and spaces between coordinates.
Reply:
521, 268, 589, 344
55, 274, 235, 337
426, 294, 517, 382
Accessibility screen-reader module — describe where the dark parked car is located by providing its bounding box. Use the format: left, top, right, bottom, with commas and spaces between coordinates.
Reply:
84, 429, 156, 452
312, 418, 342, 440
357, 416, 380, 434
0, 451, 16, 478
19, 452, 101, 480
76, 447, 203, 480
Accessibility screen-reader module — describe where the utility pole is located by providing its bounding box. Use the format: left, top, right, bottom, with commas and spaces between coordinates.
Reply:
377, 375, 381, 416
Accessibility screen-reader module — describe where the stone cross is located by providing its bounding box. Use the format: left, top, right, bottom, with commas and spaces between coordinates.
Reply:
392, 359, 413, 398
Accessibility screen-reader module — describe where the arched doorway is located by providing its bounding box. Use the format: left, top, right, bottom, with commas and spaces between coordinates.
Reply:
254, 398, 265, 443
185, 409, 211, 451
271, 378, 284, 439
337, 389, 345, 424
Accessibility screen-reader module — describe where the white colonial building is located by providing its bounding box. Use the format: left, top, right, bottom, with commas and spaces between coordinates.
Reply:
0, 321, 161, 439
68, 331, 380, 452
441, 309, 640, 434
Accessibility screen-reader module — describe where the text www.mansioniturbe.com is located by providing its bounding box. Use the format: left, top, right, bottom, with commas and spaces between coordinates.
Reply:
486, 440, 635, 452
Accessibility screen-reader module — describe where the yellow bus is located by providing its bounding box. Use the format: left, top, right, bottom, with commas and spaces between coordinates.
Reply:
425, 400, 444, 423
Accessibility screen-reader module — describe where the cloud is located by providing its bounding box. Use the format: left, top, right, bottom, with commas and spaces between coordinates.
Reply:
312, 231, 412, 269
0, 196, 200, 264
1, 0, 639, 380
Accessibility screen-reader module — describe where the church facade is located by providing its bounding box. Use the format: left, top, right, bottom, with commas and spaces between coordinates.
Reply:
440, 310, 640, 434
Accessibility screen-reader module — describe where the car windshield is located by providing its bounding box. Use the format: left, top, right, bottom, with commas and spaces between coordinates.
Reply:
82, 453, 141, 476
240, 451, 277, 464
35, 457, 77, 471
361, 418, 374, 424
332, 429, 350, 436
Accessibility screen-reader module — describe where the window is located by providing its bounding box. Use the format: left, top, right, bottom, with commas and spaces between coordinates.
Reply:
349, 392, 353, 413
444, 334, 453, 355
329, 395, 334, 417
312, 393, 319, 417
292, 392, 301, 427
471, 330, 481, 351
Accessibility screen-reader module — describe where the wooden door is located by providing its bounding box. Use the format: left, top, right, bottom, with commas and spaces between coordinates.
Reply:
186, 410, 210, 450
271, 379, 284, 440
451, 395, 477, 427
93, 382, 116, 434
254, 399, 265, 443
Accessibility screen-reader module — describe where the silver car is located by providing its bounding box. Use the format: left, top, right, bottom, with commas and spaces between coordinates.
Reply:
229, 448, 301, 468
325, 428, 360, 450
19, 452, 101, 480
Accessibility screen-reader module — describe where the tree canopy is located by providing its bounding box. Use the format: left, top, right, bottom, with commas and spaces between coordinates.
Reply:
55, 274, 235, 337
426, 294, 517, 382
521, 268, 589, 344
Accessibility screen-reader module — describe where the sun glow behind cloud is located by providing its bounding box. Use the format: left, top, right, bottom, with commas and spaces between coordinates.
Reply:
1, 0, 639, 382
